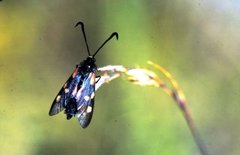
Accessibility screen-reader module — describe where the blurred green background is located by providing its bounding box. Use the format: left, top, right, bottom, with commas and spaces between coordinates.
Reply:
1, 1, 240, 155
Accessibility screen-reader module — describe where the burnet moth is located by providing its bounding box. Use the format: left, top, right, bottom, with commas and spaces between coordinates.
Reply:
49, 21, 118, 128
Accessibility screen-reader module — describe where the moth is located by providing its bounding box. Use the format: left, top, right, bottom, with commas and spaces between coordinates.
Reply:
49, 21, 118, 128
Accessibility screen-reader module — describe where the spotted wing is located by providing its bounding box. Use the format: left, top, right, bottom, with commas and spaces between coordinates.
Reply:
75, 72, 95, 128
49, 67, 81, 116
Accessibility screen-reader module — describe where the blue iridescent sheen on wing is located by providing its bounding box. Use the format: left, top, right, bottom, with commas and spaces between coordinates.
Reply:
49, 67, 96, 128
49, 67, 82, 116
75, 73, 95, 128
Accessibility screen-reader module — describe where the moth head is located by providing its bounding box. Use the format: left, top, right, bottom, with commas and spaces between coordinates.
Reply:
86, 55, 96, 63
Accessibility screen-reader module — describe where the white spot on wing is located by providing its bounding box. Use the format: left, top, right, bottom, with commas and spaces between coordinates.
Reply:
90, 92, 95, 99
90, 73, 95, 85
56, 95, 61, 102
86, 106, 92, 113
64, 88, 69, 93
84, 96, 90, 101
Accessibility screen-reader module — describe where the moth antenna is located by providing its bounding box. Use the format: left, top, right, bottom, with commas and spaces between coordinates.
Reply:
93, 32, 118, 57
75, 21, 91, 56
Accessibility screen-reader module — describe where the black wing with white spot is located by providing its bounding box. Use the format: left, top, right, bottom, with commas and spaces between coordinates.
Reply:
49, 67, 81, 116
75, 72, 96, 128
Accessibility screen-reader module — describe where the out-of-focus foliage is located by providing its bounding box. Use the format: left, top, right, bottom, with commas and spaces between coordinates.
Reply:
0, 1, 240, 155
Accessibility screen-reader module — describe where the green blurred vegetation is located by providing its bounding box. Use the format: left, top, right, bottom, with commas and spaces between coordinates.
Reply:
1, 1, 240, 155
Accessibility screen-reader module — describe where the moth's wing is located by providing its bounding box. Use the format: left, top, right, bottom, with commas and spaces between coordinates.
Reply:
49, 87, 66, 116
49, 67, 81, 116
75, 72, 96, 128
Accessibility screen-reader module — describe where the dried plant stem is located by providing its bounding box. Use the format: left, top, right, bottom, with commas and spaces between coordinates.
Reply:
149, 61, 209, 155
98, 63, 209, 155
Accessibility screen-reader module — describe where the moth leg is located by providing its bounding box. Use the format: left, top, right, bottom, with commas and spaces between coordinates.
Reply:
95, 76, 101, 83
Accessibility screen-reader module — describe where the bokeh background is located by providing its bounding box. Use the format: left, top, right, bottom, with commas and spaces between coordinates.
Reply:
1, 1, 240, 155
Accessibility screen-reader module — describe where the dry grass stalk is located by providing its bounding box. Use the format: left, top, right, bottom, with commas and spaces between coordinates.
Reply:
97, 62, 209, 155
